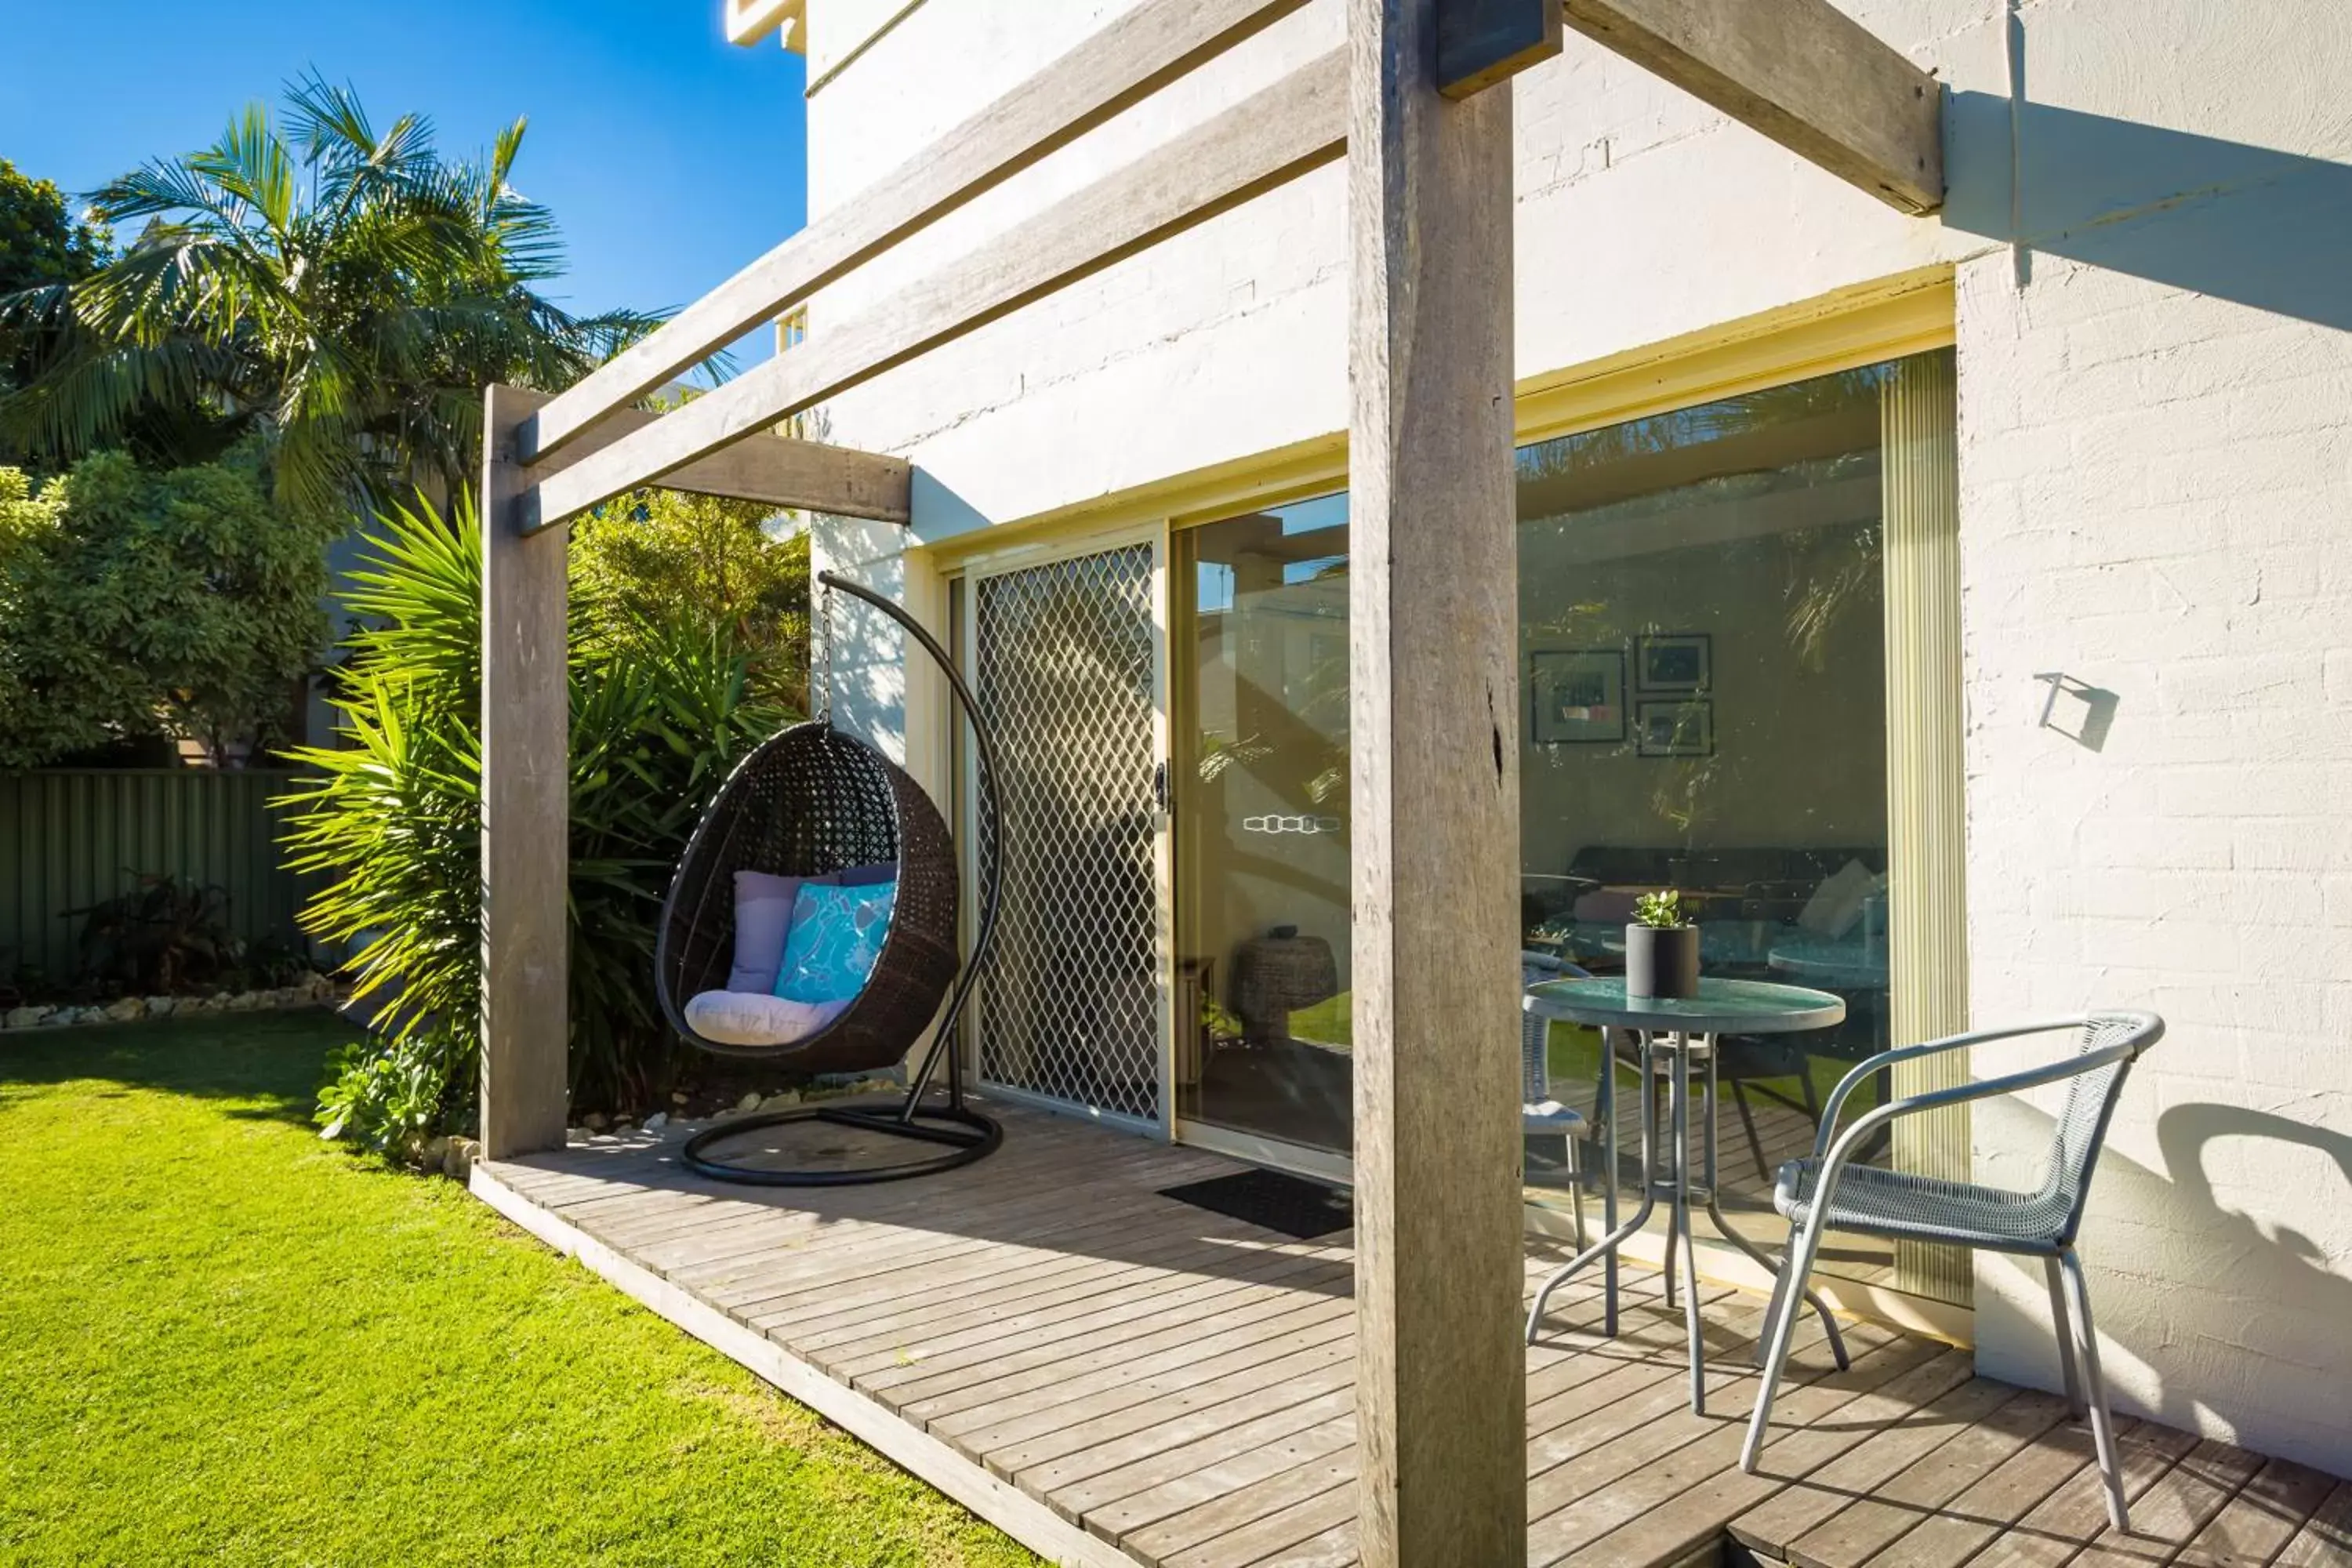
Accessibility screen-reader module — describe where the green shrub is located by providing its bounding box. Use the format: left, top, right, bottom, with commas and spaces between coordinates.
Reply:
284, 495, 782, 1156
0, 448, 336, 767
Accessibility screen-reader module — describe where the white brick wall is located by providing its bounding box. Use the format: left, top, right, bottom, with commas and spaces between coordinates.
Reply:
797, 0, 2352, 1470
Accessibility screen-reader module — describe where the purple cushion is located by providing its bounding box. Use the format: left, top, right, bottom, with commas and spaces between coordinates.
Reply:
728, 869, 837, 993
837, 861, 900, 887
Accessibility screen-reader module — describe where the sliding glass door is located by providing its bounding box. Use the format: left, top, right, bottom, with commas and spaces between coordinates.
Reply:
1171, 495, 1352, 1154
1167, 350, 1966, 1305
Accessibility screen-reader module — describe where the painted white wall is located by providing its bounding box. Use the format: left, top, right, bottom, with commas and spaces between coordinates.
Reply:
793, 0, 2352, 1470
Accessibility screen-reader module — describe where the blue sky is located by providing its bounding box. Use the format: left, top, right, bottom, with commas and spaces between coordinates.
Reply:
2, 0, 810, 367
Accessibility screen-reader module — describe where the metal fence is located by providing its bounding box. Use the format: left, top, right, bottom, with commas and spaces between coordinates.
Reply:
0, 769, 311, 983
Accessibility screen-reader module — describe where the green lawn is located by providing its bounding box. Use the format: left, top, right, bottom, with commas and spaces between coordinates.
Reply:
0, 1011, 1039, 1568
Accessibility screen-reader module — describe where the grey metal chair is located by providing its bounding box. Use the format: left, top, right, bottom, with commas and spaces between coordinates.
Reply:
1521, 953, 1588, 1251
1739, 1011, 2164, 1533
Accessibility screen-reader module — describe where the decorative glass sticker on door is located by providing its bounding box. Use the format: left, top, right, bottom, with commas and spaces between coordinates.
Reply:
971, 543, 1162, 1125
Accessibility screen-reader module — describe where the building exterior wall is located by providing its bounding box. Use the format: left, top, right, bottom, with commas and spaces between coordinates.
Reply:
794, 0, 2352, 1472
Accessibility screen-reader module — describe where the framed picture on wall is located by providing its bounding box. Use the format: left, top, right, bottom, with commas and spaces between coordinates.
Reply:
1637, 699, 1714, 757
1530, 650, 1626, 744
1637, 633, 1711, 694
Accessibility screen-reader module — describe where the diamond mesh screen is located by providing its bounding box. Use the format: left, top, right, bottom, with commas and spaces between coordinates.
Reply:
972, 545, 1162, 1125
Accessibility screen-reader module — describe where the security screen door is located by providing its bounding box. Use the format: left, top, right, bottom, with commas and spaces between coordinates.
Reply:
966, 539, 1168, 1131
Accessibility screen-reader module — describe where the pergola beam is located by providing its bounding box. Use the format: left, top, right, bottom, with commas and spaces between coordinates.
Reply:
518, 47, 1348, 535
522, 394, 912, 524
1565, 0, 1944, 214
522, 0, 1311, 465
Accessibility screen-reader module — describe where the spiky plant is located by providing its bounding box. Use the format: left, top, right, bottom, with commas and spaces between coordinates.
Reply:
281, 495, 782, 1155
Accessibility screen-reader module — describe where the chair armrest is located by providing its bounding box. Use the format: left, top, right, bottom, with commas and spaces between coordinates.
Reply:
1813, 1015, 2104, 1158
1806, 1036, 2142, 1215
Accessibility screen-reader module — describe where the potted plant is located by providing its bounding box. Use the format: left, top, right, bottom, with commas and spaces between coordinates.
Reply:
1626, 889, 1700, 1000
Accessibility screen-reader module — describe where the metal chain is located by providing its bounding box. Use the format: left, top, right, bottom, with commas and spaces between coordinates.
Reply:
816, 577, 834, 721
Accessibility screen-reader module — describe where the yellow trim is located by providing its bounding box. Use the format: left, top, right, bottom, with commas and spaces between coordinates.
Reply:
926, 267, 1955, 563
724, 0, 805, 52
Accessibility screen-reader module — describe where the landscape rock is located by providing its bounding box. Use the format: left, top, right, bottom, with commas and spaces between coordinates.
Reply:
642, 1112, 667, 1131
760, 1091, 800, 1112
444, 1138, 480, 1181
5, 1005, 50, 1029
670, 1091, 690, 1107
144, 996, 176, 1018
226, 991, 260, 1011
582, 1112, 608, 1132
103, 996, 147, 1023
736, 1091, 763, 1113
422, 1135, 451, 1171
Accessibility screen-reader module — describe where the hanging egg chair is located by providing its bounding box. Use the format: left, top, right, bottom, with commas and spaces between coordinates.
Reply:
652, 572, 1004, 1185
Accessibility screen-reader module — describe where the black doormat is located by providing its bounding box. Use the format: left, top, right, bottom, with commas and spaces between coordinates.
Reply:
1159, 1169, 1352, 1241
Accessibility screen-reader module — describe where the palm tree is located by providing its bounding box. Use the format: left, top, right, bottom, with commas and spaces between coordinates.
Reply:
0, 75, 659, 513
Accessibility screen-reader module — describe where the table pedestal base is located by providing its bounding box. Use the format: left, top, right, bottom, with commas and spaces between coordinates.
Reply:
1524, 1029, 1849, 1415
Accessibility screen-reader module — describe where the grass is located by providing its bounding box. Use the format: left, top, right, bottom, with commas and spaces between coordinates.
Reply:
0, 1011, 1040, 1568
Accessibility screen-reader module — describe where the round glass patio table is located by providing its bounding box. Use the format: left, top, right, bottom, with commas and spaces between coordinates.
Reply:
1521, 975, 1850, 1414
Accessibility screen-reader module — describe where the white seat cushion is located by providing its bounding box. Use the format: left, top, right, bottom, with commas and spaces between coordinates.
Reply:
684, 989, 848, 1047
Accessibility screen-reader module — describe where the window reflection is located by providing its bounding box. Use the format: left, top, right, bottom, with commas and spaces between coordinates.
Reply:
1171, 354, 1958, 1302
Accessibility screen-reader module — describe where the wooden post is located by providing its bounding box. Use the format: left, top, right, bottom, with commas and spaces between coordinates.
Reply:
479, 383, 571, 1158
1347, 0, 1526, 1561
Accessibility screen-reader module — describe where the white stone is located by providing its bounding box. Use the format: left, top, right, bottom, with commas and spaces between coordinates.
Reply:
102, 996, 145, 1023
144, 996, 176, 1018
736, 1091, 764, 1113
643, 1112, 668, 1131
4, 1006, 49, 1029
760, 1091, 801, 1111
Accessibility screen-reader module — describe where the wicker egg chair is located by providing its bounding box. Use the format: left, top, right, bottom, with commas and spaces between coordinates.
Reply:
654, 573, 1003, 1186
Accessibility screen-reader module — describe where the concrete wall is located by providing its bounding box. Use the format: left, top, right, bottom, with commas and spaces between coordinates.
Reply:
797, 0, 2352, 1471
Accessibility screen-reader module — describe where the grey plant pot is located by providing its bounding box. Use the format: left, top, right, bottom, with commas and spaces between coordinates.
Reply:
1624, 924, 1700, 1000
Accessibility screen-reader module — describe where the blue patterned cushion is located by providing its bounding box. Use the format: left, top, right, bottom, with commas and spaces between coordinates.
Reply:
774, 880, 897, 1004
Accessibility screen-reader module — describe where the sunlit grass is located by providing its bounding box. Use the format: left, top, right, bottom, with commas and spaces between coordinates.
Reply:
0, 1011, 1039, 1567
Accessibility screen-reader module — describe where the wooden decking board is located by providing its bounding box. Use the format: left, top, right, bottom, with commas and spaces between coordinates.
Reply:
841, 1248, 1344, 1399
1780, 1388, 2073, 1567
1856, 1417, 2135, 1568
905, 1284, 1352, 1428
1253, 1519, 1358, 1568
794, 1229, 1326, 1367
952, 1308, 1356, 1457
1541, 1345, 1975, 1566
2063, 1438, 2268, 1568
468, 1101, 2339, 1568
1958, 1421, 2203, 1568
925, 1279, 1353, 1438
1068, 1391, 1357, 1535
980, 1336, 1357, 1477
671, 1147, 1233, 1294
1730, 1377, 2024, 1557
2274, 1483, 2352, 1568
753, 1197, 1286, 1340
1137, 1449, 1354, 1566
2175, 1458, 2343, 1568
1004, 1350, 1357, 1495
890, 1278, 1350, 1426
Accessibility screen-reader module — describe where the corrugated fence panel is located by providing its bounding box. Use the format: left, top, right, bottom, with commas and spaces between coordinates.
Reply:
0, 770, 311, 984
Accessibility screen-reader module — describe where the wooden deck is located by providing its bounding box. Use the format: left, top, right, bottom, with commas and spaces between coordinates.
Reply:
471, 1098, 2350, 1568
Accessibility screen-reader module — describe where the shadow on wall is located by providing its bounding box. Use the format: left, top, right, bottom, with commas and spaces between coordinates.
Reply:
1944, 89, 2352, 332
1976, 1093, 2352, 1475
